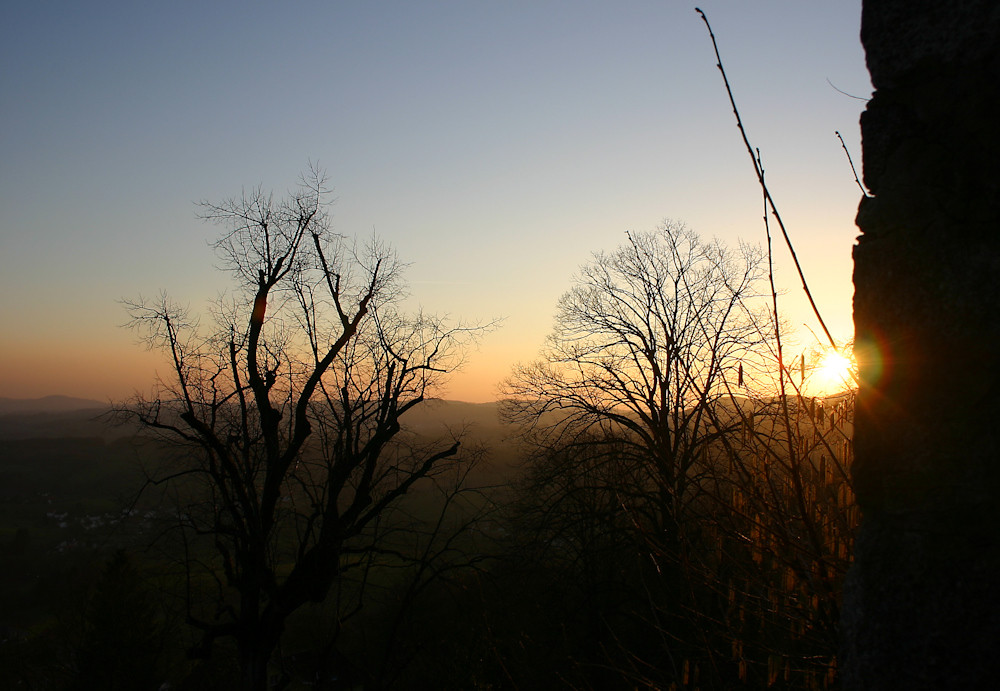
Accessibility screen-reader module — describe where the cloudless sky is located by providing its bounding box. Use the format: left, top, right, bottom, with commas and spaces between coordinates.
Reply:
1, 1, 870, 403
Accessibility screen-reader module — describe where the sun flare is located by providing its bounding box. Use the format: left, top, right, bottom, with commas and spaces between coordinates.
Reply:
815, 350, 856, 393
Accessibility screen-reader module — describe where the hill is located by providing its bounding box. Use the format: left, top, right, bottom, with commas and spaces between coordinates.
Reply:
0, 395, 107, 415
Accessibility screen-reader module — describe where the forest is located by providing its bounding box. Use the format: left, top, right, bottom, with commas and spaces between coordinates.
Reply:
0, 168, 857, 690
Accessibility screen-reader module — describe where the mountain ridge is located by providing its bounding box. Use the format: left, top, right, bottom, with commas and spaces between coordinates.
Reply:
0, 395, 108, 415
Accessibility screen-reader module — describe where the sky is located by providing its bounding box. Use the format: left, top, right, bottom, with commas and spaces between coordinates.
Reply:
0, 1, 871, 404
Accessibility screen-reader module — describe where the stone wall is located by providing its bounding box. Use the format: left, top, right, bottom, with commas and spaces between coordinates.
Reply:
843, 1, 1000, 688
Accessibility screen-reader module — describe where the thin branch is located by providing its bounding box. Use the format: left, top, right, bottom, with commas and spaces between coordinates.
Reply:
696, 8, 838, 351
836, 130, 870, 198
826, 77, 870, 102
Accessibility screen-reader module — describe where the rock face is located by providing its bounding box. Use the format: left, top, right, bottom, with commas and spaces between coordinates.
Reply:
843, 1, 1000, 689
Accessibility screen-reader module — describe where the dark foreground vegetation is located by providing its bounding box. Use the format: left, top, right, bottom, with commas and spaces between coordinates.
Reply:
1, 390, 854, 690
1, 173, 857, 690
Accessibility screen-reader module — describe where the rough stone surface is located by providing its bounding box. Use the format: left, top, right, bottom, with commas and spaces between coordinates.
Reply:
842, 1, 1000, 689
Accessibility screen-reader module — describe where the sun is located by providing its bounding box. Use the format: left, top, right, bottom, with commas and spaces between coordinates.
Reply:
815, 350, 856, 394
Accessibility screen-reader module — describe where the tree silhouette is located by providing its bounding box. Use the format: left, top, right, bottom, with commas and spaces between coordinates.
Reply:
499, 222, 770, 684
116, 166, 488, 690
502, 222, 767, 564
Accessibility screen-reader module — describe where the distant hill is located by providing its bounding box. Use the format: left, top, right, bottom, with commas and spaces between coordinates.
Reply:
0, 398, 118, 440
0, 397, 513, 446
402, 399, 503, 432
0, 397, 521, 483
0, 395, 108, 415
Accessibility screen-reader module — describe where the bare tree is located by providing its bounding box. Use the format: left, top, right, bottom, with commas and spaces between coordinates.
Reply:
494, 222, 769, 686
117, 166, 489, 690
496, 222, 861, 688
502, 222, 767, 558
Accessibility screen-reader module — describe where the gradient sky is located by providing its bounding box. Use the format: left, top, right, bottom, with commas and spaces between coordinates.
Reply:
0, 1, 870, 403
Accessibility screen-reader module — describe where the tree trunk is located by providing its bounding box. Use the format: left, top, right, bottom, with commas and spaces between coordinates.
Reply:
239, 625, 281, 691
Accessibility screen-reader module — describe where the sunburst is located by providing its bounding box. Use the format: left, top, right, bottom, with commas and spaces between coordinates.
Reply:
815, 350, 855, 393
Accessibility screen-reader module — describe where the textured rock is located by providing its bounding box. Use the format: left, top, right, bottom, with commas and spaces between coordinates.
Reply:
843, 1, 1000, 689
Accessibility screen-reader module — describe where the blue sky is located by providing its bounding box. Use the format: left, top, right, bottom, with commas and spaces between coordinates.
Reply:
0, 1, 870, 401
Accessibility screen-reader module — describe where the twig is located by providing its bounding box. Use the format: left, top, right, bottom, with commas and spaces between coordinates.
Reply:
695, 8, 838, 351
757, 149, 786, 397
836, 130, 870, 198
826, 78, 869, 102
